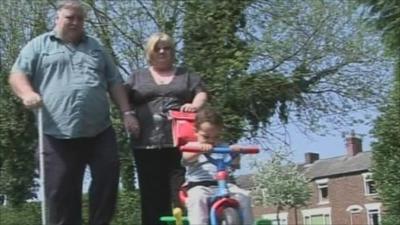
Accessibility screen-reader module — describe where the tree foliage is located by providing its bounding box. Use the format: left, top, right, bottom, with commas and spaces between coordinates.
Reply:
370, 64, 400, 225
0, 0, 50, 206
241, 0, 392, 139
186, 0, 393, 141
357, 1, 400, 224
182, 0, 254, 140
358, 0, 400, 54
251, 148, 311, 225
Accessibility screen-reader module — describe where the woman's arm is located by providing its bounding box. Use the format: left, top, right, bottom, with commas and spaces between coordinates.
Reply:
191, 91, 207, 109
180, 91, 207, 112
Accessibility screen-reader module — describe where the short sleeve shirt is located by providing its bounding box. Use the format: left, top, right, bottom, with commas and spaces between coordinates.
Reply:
125, 67, 206, 148
182, 143, 234, 182
11, 31, 122, 138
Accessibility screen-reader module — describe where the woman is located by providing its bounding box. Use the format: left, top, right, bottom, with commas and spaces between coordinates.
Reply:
125, 32, 207, 225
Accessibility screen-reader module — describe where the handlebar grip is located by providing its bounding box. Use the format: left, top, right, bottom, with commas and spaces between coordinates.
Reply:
180, 144, 260, 154
234, 146, 260, 154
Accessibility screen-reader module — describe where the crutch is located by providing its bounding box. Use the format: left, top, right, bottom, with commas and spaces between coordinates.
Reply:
37, 108, 47, 225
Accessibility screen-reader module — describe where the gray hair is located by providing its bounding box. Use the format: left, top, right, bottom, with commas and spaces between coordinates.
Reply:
56, 0, 88, 16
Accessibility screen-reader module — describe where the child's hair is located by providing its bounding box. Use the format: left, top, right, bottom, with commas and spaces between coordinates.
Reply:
195, 106, 224, 130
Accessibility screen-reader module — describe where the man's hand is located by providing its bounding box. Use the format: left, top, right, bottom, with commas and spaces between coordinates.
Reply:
123, 114, 140, 137
21, 92, 42, 109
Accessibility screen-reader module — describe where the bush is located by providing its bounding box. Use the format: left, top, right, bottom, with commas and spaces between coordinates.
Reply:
112, 190, 142, 225
0, 190, 141, 225
0, 202, 41, 225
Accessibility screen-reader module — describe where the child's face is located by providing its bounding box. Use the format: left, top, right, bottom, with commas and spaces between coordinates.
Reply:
195, 122, 222, 145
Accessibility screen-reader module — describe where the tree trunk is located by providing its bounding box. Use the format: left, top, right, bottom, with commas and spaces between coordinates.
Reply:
276, 205, 281, 225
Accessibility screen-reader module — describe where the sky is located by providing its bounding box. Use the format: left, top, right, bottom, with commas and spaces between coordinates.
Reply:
237, 118, 376, 175
287, 122, 374, 163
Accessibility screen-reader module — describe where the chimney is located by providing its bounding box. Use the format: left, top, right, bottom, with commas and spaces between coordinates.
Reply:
305, 152, 319, 164
346, 130, 362, 156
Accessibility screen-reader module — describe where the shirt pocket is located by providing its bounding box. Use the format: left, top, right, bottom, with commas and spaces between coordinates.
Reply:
84, 49, 102, 72
41, 50, 67, 68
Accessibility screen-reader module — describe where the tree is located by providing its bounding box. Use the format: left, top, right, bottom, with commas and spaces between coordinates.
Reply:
357, 1, 400, 224
0, 0, 50, 206
358, 0, 400, 54
251, 148, 311, 225
182, 0, 392, 142
370, 65, 400, 225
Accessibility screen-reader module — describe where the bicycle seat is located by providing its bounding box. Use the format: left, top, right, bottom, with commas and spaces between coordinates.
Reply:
169, 110, 196, 147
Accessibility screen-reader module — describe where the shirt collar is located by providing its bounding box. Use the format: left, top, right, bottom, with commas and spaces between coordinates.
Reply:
49, 30, 88, 43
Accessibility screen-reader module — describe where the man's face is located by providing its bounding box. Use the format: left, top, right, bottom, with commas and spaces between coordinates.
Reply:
55, 7, 85, 43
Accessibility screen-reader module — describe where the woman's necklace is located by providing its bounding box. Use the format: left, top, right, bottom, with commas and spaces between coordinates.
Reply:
151, 67, 176, 85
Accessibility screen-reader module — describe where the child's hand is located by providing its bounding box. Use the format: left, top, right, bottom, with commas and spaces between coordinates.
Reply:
230, 145, 242, 152
199, 143, 213, 152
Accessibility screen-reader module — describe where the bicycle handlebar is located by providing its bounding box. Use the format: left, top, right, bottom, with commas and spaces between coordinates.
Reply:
180, 144, 260, 154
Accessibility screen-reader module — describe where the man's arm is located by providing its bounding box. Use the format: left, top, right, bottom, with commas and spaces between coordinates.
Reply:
8, 72, 42, 109
108, 83, 140, 136
108, 83, 131, 113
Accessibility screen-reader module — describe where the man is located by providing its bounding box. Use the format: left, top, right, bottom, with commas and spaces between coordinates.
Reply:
8, 0, 138, 224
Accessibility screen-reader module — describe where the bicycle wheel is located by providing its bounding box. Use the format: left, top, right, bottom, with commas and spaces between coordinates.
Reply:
219, 207, 242, 225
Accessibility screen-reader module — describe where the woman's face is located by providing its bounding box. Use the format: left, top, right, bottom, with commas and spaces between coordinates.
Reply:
151, 41, 173, 67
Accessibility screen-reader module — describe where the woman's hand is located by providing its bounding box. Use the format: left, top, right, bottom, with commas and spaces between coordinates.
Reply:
180, 103, 198, 112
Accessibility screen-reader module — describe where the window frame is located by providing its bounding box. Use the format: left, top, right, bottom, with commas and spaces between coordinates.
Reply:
365, 203, 381, 225
315, 178, 329, 204
302, 207, 332, 225
261, 212, 288, 225
362, 172, 377, 196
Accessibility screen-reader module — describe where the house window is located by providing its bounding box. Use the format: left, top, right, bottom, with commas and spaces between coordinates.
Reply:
304, 215, 330, 225
365, 203, 381, 225
302, 207, 332, 225
262, 212, 288, 225
316, 178, 329, 204
362, 173, 377, 195
368, 209, 380, 225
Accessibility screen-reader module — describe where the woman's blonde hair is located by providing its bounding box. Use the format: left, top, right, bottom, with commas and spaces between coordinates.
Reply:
145, 32, 175, 64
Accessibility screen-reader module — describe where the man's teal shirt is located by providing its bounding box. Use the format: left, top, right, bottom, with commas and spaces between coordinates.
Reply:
11, 31, 122, 138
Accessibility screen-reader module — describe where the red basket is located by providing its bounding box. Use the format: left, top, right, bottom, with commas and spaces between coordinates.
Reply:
169, 110, 196, 147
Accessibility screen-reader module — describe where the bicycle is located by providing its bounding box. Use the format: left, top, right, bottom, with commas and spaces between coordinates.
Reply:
160, 110, 259, 225
179, 144, 259, 225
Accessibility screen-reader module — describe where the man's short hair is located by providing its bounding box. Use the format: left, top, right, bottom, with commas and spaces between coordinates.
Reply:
56, 0, 88, 16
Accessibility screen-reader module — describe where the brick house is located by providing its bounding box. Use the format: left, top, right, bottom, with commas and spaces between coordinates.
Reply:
237, 134, 382, 225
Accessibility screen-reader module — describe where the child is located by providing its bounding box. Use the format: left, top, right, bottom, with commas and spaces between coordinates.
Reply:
181, 107, 254, 225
